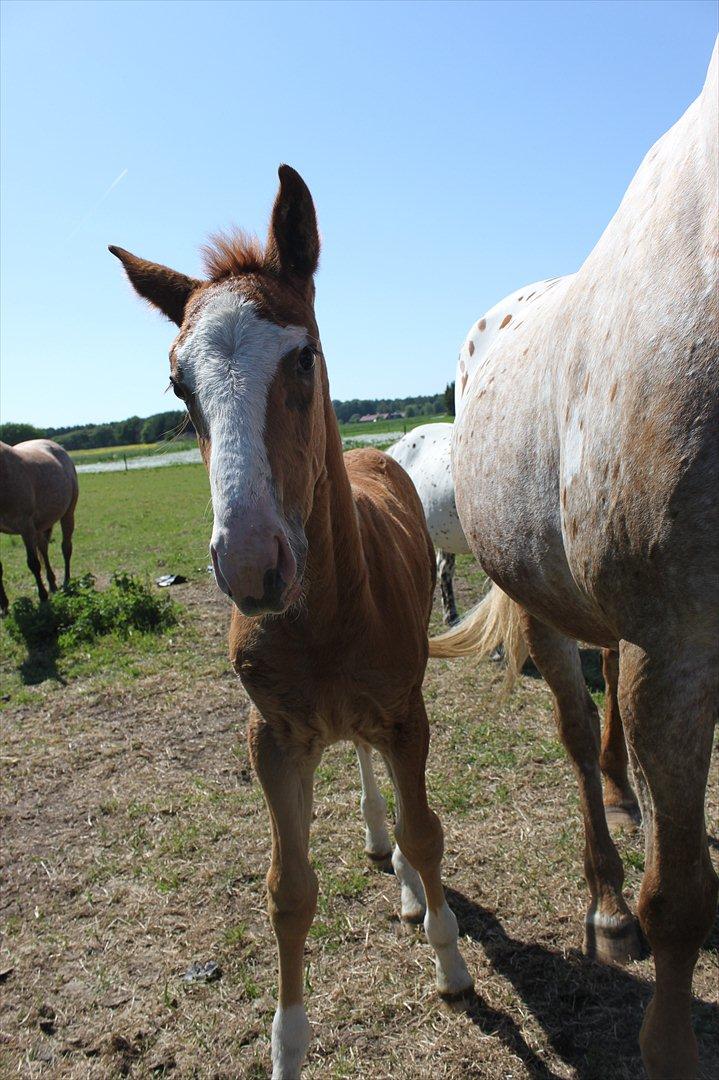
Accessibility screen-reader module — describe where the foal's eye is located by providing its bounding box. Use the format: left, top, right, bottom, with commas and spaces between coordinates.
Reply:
297, 346, 315, 374
169, 376, 186, 400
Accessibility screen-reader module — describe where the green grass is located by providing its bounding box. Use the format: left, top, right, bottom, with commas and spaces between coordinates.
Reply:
338, 413, 450, 438
0, 464, 212, 701
69, 438, 196, 465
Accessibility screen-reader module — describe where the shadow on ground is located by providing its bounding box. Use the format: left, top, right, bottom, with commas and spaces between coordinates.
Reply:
446, 887, 719, 1080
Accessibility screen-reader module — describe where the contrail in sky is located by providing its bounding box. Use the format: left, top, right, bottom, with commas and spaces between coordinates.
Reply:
67, 168, 129, 239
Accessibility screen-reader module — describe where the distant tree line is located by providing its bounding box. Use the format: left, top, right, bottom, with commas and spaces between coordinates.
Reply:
332, 393, 447, 423
1, 391, 454, 449
0, 411, 193, 450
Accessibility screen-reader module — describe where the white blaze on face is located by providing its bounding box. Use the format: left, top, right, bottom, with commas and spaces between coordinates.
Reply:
176, 290, 306, 533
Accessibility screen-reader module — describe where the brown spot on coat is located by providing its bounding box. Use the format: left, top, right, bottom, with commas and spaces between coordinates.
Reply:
477, 319, 486, 331
500, 314, 512, 329
468, 340, 475, 356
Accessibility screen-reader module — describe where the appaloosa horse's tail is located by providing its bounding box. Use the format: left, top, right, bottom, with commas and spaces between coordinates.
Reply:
428, 582, 528, 684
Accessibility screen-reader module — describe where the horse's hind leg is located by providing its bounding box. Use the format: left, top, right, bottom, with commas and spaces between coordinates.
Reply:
354, 743, 426, 915
60, 503, 75, 586
619, 640, 717, 1080
522, 613, 643, 964
383, 691, 473, 998
36, 529, 58, 593
355, 742, 393, 869
0, 559, 8, 614
249, 710, 318, 1079
436, 549, 458, 625
21, 527, 48, 603
600, 648, 640, 828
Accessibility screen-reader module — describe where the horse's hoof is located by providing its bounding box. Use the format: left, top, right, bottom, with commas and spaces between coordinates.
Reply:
438, 969, 475, 1002
604, 802, 641, 831
401, 906, 426, 925
584, 913, 647, 965
365, 849, 393, 873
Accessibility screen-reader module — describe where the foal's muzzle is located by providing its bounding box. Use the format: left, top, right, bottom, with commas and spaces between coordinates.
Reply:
210, 516, 299, 616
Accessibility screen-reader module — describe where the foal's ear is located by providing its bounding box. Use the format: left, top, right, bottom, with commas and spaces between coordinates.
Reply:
264, 165, 320, 281
108, 245, 201, 327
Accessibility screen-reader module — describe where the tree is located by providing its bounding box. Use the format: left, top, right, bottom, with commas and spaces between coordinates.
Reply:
0, 422, 44, 445
443, 381, 455, 417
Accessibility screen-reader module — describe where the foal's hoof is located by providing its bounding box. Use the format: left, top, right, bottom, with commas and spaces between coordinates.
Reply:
584, 913, 647, 965
439, 979, 475, 1004
365, 849, 394, 873
604, 801, 641, 831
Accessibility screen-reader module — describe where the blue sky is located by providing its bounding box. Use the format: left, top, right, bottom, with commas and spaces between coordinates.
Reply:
1, 0, 716, 428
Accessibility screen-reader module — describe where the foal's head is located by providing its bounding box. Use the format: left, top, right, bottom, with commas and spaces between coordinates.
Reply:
111, 166, 326, 616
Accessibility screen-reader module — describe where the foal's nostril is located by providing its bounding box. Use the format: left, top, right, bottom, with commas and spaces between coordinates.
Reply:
210, 544, 233, 599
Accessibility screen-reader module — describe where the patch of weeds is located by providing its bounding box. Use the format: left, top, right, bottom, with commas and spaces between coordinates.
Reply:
623, 849, 645, 872
238, 968, 261, 1001
308, 917, 345, 951
161, 823, 201, 856
222, 923, 248, 948
5, 572, 177, 652
154, 871, 183, 894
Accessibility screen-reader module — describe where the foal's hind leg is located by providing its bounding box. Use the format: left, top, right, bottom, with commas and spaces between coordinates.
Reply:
383, 691, 473, 998
60, 504, 75, 586
619, 641, 718, 1080
21, 527, 48, 603
36, 529, 58, 593
522, 614, 643, 964
600, 648, 640, 828
436, 550, 458, 625
355, 743, 393, 869
354, 743, 425, 913
249, 711, 318, 1079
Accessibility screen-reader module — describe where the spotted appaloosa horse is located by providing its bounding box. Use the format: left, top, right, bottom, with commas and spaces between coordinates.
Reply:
387, 422, 470, 625
382, 411, 639, 826
432, 43, 718, 1079
110, 165, 473, 1078
0, 439, 78, 613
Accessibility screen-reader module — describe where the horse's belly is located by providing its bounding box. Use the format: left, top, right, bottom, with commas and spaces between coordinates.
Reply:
414, 475, 470, 554
453, 374, 616, 647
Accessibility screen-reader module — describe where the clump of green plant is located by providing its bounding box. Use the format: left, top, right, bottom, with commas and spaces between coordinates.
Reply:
5, 572, 178, 650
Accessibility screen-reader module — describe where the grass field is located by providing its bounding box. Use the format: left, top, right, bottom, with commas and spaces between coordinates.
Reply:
338, 414, 450, 438
65, 416, 451, 466
67, 440, 197, 467
1, 465, 717, 1079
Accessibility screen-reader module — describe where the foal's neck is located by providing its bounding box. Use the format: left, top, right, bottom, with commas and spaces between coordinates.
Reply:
302, 382, 368, 624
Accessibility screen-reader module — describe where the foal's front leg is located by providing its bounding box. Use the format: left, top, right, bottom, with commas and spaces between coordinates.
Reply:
384, 692, 473, 998
249, 710, 317, 1079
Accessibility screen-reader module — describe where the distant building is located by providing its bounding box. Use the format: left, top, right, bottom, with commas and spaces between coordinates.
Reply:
358, 411, 405, 423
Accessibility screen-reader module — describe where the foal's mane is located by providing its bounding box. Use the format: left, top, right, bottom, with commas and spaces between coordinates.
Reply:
201, 229, 266, 281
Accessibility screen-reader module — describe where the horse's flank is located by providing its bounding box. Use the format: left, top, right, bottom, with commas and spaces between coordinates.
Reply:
0, 439, 79, 610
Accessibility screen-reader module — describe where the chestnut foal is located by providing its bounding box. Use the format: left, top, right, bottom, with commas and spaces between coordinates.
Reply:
110, 166, 472, 1077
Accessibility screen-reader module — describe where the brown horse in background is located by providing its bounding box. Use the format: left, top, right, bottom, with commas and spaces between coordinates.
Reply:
110, 165, 473, 1078
0, 439, 78, 614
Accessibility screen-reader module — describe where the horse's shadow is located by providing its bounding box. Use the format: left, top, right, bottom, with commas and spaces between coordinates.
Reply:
445, 887, 719, 1080
18, 638, 64, 685
6, 617, 65, 686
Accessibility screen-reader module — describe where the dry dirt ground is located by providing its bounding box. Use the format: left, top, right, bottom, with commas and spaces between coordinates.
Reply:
1, 571, 717, 1079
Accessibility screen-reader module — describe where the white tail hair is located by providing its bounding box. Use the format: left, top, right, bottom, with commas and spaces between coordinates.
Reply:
428, 583, 528, 689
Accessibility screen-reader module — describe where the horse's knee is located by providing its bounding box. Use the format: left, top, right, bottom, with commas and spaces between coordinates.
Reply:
268, 864, 318, 938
